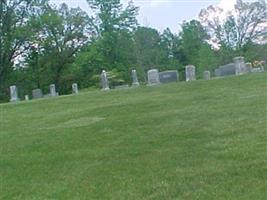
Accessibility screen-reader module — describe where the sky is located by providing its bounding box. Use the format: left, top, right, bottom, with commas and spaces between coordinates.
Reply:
50, 0, 238, 32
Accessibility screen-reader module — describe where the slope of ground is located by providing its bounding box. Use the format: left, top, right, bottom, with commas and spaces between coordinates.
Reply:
1, 73, 267, 199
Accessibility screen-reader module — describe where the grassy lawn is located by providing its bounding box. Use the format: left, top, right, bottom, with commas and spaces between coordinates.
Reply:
1, 73, 267, 199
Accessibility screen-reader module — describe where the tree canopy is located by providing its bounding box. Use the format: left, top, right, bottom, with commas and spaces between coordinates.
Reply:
0, 0, 266, 102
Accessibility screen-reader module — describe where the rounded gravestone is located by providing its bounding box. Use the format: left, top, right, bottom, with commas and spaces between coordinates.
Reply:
72, 83, 79, 94
49, 84, 57, 97
203, 70, 211, 80
185, 65, 196, 82
147, 69, 160, 85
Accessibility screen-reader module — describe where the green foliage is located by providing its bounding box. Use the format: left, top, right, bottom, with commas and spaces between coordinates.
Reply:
0, 0, 49, 100
0, 0, 266, 101
177, 20, 218, 79
197, 43, 218, 76
28, 3, 91, 94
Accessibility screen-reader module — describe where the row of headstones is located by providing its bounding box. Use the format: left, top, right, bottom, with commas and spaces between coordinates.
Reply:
9, 83, 79, 102
100, 65, 203, 90
100, 56, 264, 90
101, 69, 140, 90
215, 57, 265, 77
147, 65, 204, 85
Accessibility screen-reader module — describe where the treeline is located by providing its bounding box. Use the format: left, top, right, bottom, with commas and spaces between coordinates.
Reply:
0, 0, 266, 102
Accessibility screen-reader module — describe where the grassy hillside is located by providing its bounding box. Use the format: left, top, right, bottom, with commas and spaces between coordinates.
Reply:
1, 73, 267, 200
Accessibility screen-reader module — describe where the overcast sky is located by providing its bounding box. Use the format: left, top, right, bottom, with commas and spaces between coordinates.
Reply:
50, 0, 239, 32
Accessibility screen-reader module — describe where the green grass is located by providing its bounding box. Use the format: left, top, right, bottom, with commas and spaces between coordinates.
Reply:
1, 73, 267, 199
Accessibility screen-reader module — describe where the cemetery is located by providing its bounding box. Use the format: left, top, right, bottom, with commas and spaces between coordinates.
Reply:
1, 0, 267, 199
7, 57, 265, 102
2, 58, 267, 199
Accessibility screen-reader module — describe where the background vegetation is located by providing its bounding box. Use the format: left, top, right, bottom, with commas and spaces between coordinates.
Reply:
0, 0, 266, 102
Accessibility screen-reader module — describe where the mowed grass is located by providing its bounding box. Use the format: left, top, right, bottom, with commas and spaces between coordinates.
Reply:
1, 73, 267, 200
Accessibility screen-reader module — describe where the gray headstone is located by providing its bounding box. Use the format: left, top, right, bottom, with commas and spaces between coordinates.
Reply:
203, 70, 211, 80
49, 84, 57, 97
185, 65, 196, 82
25, 95, 29, 101
246, 62, 253, 72
72, 83, 79, 94
9, 85, 19, 102
101, 70, 110, 91
214, 68, 221, 77
159, 70, 179, 84
132, 69, 140, 86
214, 63, 235, 77
32, 89, 43, 99
234, 57, 247, 75
147, 69, 160, 85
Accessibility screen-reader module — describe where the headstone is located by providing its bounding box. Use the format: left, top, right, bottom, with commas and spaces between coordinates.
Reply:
147, 69, 160, 85
203, 70, 211, 80
132, 69, 140, 86
72, 83, 79, 94
25, 95, 29, 101
246, 62, 253, 72
185, 65, 196, 82
101, 70, 110, 90
214, 63, 235, 77
159, 70, 179, 84
9, 85, 19, 102
251, 67, 263, 73
259, 61, 265, 72
32, 89, 43, 99
234, 57, 247, 75
214, 68, 221, 77
49, 84, 57, 97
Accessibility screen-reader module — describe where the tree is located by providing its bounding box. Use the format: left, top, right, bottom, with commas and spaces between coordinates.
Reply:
29, 3, 92, 93
0, 0, 48, 100
86, 0, 138, 70
199, 0, 267, 52
133, 27, 162, 80
179, 20, 209, 65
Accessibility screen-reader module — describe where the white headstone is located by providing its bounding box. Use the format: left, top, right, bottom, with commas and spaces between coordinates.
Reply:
132, 69, 140, 86
25, 95, 29, 101
49, 84, 57, 97
246, 62, 253, 72
72, 83, 79, 94
203, 70, 211, 80
147, 69, 160, 85
101, 70, 110, 91
185, 65, 196, 82
234, 57, 247, 75
9, 85, 19, 102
